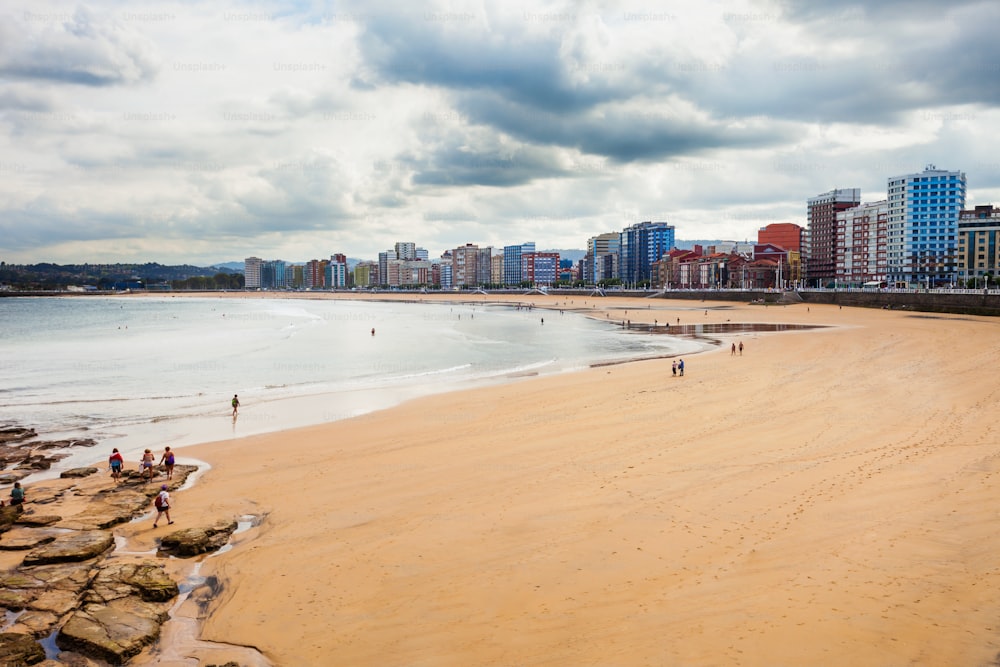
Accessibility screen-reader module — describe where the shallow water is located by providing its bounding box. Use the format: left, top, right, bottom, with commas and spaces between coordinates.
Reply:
1, 297, 708, 480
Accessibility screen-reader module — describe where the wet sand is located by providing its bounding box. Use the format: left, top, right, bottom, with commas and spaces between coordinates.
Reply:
126, 294, 1000, 665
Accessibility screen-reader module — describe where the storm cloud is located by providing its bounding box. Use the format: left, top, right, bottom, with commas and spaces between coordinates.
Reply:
1, 0, 998, 264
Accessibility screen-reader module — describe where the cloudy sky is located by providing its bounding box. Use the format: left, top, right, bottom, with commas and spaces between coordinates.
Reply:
2, 0, 999, 265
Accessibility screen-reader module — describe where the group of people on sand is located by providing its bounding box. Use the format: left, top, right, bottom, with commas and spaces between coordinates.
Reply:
107, 446, 176, 527
107, 445, 175, 484
672, 359, 685, 376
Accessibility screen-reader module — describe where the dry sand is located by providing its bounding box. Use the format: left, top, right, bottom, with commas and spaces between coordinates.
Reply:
118, 294, 1000, 665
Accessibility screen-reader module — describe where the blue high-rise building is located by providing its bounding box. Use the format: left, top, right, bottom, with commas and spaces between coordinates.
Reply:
619, 221, 675, 286
503, 242, 535, 286
887, 165, 966, 286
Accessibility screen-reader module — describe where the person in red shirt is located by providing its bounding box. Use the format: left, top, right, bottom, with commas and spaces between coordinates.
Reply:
109, 448, 124, 484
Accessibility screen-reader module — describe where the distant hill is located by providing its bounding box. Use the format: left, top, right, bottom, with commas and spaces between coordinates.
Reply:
0, 262, 240, 290
209, 262, 245, 272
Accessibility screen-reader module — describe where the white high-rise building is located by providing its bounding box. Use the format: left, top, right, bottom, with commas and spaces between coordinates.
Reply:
836, 200, 888, 286
244, 257, 262, 289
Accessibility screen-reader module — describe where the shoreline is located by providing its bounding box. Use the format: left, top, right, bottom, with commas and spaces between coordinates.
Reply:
175, 294, 1000, 665
9, 293, 1000, 665
1, 293, 713, 486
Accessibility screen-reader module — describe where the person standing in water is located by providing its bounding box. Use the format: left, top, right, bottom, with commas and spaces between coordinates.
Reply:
231, 394, 240, 416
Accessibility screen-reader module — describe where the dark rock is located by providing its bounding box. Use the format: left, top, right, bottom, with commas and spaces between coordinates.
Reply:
22, 530, 114, 566
56, 598, 167, 665
14, 455, 54, 471
0, 470, 32, 484
159, 519, 238, 557
0, 426, 36, 443
87, 561, 178, 604
33, 438, 98, 450
60, 468, 99, 479
0, 631, 46, 665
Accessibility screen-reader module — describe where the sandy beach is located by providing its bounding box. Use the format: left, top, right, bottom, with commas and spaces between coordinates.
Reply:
111, 294, 1000, 665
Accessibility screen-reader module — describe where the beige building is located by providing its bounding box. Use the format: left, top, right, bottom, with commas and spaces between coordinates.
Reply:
957, 204, 1000, 285
491, 253, 504, 285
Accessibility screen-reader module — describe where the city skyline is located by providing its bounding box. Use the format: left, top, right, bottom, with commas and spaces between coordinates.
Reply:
2, 0, 1000, 265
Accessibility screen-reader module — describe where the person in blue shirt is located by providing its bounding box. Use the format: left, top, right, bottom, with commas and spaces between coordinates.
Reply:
10, 482, 25, 506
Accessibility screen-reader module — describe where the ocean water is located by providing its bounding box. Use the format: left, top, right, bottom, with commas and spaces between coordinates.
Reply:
0, 296, 705, 474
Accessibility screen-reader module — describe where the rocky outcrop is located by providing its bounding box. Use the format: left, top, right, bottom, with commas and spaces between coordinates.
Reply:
60, 467, 99, 479
48, 560, 178, 664
0, 527, 57, 551
86, 561, 179, 604
158, 519, 239, 557
0, 562, 96, 613
22, 530, 114, 566
34, 438, 97, 450
14, 515, 61, 527
0, 433, 242, 665
57, 491, 152, 531
0, 427, 96, 482
0, 631, 46, 665
1, 559, 179, 665
1, 503, 24, 532
56, 597, 168, 665
0, 426, 36, 443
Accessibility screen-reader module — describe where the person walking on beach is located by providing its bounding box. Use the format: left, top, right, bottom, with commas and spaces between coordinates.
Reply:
739, 341, 744, 356
231, 394, 240, 416
731, 342, 736, 356
109, 448, 124, 484
159, 446, 175, 481
678, 359, 685, 376
141, 448, 155, 482
153, 484, 173, 527
9, 482, 25, 506
672, 360, 677, 376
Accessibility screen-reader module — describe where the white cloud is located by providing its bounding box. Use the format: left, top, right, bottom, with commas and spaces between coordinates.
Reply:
0, 0, 998, 264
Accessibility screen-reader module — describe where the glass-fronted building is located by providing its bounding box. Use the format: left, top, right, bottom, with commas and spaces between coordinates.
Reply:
887, 165, 966, 286
619, 221, 675, 286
